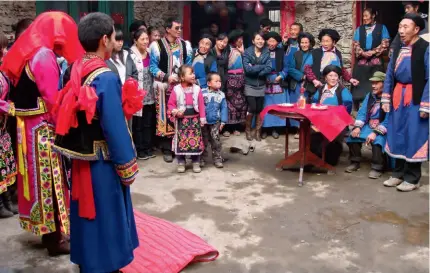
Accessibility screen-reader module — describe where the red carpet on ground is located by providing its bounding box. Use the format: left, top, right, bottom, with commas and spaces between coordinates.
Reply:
122, 210, 219, 273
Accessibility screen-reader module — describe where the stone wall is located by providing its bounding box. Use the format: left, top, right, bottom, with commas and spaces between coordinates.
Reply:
133, 1, 182, 33
295, 1, 355, 68
0, 1, 36, 38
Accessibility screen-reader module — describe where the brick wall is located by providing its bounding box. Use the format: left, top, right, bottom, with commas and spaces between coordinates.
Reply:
295, 1, 355, 68
133, 1, 181, 33
0, 1, 36, 39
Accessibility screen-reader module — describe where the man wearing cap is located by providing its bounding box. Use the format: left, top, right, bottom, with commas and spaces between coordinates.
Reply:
381, 13, 429, 191
346, 71, 389, 179
390, 1, 428, 55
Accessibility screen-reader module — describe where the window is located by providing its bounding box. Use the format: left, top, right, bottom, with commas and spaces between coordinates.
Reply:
36, 1, 134, 39
268, 9, 280, 34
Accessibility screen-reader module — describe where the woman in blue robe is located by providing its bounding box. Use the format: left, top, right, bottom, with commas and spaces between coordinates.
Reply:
310, 65, 353, 167
287, 32, 315, 132
352, 8, 390, 109
381, 14, 429, 191
261, 31, 288, 139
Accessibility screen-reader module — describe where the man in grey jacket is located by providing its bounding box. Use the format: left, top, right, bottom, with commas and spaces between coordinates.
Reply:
390, 1, 428, 55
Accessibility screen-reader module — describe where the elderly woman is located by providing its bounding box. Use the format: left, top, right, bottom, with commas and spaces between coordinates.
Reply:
287, 32, 315, 135
223, 29, 247, 137
351, 8, 390, 109
192, 33, 217, 89
261, 31, 288, 139
310, 65, 353, 167
304, 29, 359, 93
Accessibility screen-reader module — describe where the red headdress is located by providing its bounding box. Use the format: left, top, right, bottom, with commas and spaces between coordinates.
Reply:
0, 11, 84, 84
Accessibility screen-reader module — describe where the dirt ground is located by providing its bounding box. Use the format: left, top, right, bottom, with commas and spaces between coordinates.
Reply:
0, 135, 428, 273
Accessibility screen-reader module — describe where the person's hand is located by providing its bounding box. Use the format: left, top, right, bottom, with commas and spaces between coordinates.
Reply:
171, 109, 178, 116
275, 76, 282, 83
420, 111, 429, 119
168, 75, 178, 84
350, 78, 360, 86
176, 110, 184, 118
220, 123, 225, 131
351, 127, 361, 138
382, 103, 390, 113
122, 179, 135, 186
366, 132, 376, 145
362, 51, 373, 58
313, 79, 323, 88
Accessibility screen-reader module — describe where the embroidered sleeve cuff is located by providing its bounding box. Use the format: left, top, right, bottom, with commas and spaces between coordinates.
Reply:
381, 93, 391, 104
354, 120, 365, 128
280, 72, 286, 80
8, 102, 15, 116
304, 65, 316, 81
116, 158, 139, 183
374, 124, 387, 135
420, 102, 430, 113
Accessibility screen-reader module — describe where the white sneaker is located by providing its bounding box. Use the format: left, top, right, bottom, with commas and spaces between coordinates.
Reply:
383, 177, 403, 187
396, 181, 420, 192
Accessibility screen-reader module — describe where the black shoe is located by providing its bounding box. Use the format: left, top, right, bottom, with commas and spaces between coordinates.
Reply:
0, 195, 14, 218
2, 191, 18, 215
163, 154, 173, 163
137, 152, 150, 160
147, 151, 156, 159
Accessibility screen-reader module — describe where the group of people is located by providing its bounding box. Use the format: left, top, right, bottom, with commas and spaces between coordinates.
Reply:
0, 0, 428, 272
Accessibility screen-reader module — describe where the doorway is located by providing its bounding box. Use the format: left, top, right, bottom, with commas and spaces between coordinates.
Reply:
189, 1, 282, 47
363, 1, 429, 38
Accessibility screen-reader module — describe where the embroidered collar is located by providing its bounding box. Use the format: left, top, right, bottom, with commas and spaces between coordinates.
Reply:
322, 47, 336, 53
322, 83, 339, 95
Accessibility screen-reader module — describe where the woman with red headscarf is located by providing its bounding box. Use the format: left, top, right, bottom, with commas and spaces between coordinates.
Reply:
0, 11, 84, 256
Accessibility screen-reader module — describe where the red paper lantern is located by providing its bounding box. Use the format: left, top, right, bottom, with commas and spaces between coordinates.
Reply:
254, 1, 264, 15
111, 13, 124, 25
220, 7, 229, 17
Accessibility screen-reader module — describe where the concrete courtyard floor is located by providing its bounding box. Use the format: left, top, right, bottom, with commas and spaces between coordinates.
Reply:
0, 135, 428, 273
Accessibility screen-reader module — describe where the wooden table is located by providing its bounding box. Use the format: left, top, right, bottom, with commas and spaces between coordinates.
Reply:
268, 110, 335, 186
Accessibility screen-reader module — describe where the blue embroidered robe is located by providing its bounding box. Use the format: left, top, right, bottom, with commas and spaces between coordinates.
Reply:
346, 93, 389, 148
263, 48, 288, 128
70, 72, 139, 273
382, 46, 429, 162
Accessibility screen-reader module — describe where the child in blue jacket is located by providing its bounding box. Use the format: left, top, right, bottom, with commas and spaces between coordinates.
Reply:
202, 72, 228, 168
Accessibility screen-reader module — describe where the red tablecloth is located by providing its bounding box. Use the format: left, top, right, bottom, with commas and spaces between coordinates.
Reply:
260, 104, 354, 142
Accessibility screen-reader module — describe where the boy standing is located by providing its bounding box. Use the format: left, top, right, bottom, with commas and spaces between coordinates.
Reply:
202, 73, 228, 168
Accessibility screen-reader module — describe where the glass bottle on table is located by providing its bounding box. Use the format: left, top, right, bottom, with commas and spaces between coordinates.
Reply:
297, 86, 306, 109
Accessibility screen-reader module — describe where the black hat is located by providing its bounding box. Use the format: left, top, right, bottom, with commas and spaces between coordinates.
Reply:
318, 28, 341, 42
403, 13, 426, 31
322, 65, 342, 77
264, 31, 282, 43
199, 33, 215, 46
402, 1, 421, 7
228, 29, 244, 44
298, 32, 316, 49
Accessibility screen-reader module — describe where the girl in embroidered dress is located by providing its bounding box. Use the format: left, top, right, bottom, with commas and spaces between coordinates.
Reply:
0, 33, 17, 217
168, 65, 206, 173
